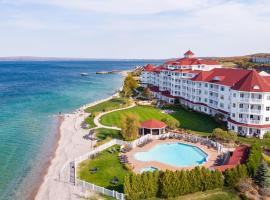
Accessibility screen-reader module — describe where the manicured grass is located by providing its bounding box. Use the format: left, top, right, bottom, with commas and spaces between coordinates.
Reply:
168, 105, 224, 135
85, 98, 128, 113
78, 145, 130, 192
100, 105, 222, 136
100, 105, 174, 127
84, 115, 96, 128
94, 128, 122, 147
149, 188, 240, 200
237, 136, 270, 149
95, 128, 122, 140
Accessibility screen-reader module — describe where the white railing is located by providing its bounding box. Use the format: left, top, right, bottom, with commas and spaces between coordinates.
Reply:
76, 179, 125, 200
73, 133, 224, 199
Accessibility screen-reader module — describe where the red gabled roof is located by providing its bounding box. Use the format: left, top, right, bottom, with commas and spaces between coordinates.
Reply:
192, 68, 250, 87
184, 50, 195, 56
232, 70, 270, 92
140, 119, 167, 129
165, 57, 219, 66
143, 64, 155, 72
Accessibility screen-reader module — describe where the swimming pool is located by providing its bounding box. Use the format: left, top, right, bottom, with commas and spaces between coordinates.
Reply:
134, 142, 208, 167
140, 166, 159, 173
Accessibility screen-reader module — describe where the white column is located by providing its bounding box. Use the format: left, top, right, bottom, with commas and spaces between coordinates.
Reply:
150, 129, 152, 135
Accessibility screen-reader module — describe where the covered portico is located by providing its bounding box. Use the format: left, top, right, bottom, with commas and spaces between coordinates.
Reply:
139, 119, 167, 135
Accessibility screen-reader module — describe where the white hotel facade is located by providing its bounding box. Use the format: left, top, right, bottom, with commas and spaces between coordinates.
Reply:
140, 50, 270, 138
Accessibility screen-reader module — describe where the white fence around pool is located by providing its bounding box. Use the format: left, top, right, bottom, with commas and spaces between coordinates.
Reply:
76, 179, 125, 200
72, 132, 224, 199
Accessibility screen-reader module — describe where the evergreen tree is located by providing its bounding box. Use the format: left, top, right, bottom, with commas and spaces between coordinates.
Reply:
247, 142, 262, 176
254, 161, 270, 188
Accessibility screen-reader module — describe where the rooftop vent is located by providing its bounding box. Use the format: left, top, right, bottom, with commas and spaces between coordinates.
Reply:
253, 85, 260, 90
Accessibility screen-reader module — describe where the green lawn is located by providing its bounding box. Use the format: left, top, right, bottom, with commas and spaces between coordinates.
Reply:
84, 98, 129, 128
237, 136, 270, 149
85, 98, 128, 113
100, 105, 221, 136
94, 128, 122, 147
77, 145, 130, 192
149, 188, 240, 200
95, 128, 122, 140
100, 105, 174, 126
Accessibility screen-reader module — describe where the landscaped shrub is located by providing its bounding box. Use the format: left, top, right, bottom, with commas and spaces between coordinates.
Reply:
224, 164, 248, 187
254, 161, 270, 188
124, 167, 224, 200
263, 132, 270, 139
212, 128, 237, 143
120, 114, 139, 141
161, 117, 180, 130
124, 171, 159, 200
246, 142, 262, 176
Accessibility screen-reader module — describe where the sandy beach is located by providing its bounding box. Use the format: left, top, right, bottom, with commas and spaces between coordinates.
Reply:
35, 71, 129, 200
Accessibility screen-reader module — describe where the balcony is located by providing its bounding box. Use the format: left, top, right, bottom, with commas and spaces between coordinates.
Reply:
237, 119, 261, 125
239, 98, 262, 103
239, 109, 262, 114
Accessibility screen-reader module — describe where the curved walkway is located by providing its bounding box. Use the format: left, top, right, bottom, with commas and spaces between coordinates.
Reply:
93, 102, 136, 130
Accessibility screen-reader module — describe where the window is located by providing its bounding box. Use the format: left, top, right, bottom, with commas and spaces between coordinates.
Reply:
266, 117, 269, 122
239, 104, 243, 108
232, 113, 235, 117
220, 86, 225, 91
239, 114, 243, 118
205, 83, 208, 87
233, 93, 236, 97
267, 107, 270, 111
267, 96, 270, 100
240, 93, 244, 98
233, 103, 236, 108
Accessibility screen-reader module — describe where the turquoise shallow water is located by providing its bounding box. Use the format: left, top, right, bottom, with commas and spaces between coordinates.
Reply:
0, 60, 161, 200
135, 142, 208, 167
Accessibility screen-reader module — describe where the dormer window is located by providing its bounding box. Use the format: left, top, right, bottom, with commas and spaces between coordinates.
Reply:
253, 85, 260, 90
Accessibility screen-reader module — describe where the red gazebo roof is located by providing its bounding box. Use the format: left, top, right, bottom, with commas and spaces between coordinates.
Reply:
140, 119, 166, 129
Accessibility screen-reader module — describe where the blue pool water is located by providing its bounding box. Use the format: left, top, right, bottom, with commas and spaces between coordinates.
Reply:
135, 143, 208, 167
0, 60, 162, 200
140, 166, 158, 173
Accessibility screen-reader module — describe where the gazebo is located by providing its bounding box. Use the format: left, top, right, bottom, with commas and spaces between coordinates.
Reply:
139, 119, 167, 135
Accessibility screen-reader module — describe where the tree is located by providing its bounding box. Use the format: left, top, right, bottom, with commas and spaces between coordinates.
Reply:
120, 114, 140, 141
254, 161, 270, 188
212, 128, 237, 143
264, 131, 270, 139
142, 87, 151, 99
161, 117, 180, 130
121, 74, 138, 97
247, 142, 262, 176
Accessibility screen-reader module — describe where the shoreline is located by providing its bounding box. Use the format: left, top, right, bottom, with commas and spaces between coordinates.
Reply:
34, 71, 128, 199
29, 116, 64, 200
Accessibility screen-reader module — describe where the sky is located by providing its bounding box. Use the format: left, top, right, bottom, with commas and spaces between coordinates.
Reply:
0, 0, 270, 59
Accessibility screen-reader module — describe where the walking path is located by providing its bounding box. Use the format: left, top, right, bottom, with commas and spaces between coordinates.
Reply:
93, 102, 136, 130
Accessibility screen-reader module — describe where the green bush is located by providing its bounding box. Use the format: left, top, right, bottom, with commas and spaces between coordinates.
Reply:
212, 128, 237, 143
161, 117, 180, 130
254, 161, 270, 188
264, 132, 270, 139
246, 142, 262, 176
124, 167, 224, 200
224, 164, 248, 187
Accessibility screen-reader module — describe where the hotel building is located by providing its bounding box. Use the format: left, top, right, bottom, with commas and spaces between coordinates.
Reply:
140, 50, 270, 138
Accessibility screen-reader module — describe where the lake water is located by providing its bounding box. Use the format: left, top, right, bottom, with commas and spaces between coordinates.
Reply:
0, 60, 161, 200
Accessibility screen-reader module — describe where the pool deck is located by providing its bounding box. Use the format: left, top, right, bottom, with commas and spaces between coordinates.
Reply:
123, 139, 219, 173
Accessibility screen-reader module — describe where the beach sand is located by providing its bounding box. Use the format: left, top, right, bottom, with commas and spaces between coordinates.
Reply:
35, 70, 129, 200
35, 95, 118, 200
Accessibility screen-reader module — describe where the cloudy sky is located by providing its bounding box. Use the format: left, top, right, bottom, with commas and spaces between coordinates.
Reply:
0, 0, 269, 59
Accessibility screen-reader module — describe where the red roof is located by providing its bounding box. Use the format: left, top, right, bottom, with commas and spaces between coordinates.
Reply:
184, 50, 195, 56
143, 64, 155, 72
140, 120, 167, 129
165, 57, 219, 66
192, 68, 250, 87
213, 145, 249, 172
232, 70, 270, 92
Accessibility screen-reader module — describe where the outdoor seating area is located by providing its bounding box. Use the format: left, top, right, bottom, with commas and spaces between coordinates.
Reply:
119, 155, 129, 164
